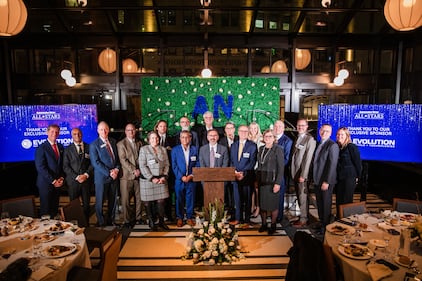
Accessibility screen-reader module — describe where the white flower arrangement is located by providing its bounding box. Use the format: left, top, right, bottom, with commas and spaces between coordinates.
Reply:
182, 199, 246, 265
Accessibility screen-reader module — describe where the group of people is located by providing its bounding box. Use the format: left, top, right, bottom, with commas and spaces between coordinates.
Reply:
34, 111, 361, 235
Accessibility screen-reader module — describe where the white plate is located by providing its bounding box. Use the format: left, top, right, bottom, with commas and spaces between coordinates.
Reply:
326, 223, 356, 236
42, 243, 77, 258
369, 239, 387, 248
338, 244, 374, 260
34, 234, 56, 243
400, 213, 417, 222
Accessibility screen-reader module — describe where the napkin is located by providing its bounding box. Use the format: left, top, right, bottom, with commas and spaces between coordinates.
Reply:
367, 262, 393, 281
30, 265, 54, 281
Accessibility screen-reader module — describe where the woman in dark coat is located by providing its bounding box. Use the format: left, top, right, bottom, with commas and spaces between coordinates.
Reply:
256, 129, 284, 235
335, 127, 362, 216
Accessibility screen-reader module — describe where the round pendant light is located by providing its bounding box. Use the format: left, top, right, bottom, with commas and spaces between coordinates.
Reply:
271, 60, 288, 73
384, 0, 422, 31
260, 65, 270, 73
98, 48, 117, 73
122, 58, 138, 73
0, 0, 28, 36
295, 49, 311, 70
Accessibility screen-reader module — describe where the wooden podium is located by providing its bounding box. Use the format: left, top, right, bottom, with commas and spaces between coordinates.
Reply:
192, 167, 235, 214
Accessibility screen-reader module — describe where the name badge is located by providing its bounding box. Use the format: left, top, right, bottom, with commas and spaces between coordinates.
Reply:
243, 152, 250, 158
100, 144, 106, 148
190, 156, 197, 161
298, 144, 305, 150
84, 153, 90, 159
148, 159, 157, 165
215, 153, 221, 158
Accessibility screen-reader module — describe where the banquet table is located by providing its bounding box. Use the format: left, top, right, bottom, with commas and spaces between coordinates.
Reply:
0, 217, 91, 281
324, 213, 422, 281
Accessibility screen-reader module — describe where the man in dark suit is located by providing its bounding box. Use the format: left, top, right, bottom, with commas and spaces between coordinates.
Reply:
198, 129, 229, 210
312, 124, 339, 232
273, 120, 293, 223
90, 121, 121, 226
35, 124, 65, 218
63, 127, 93, 224
195, 111, 224, 147
230, 125, 257, 225
171, 130, 199, 227
175, 116, 199, 148
218, 121, 239, 217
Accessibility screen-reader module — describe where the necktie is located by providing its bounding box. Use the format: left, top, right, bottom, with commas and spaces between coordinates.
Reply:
77, 144, 83, 155
52, 143, 59, 159
105, 140, 114, 161
210, 146, 215, 168
160, 136, 165, 146
238, 141, 244, 161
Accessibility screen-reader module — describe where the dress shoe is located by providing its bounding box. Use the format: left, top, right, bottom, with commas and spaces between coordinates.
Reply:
291, 220, 307, 228
229, 220, 240, 226
136, 219, 145, 225
268, 223, 277, 235
159, 222, 170, 230
176, 219, 183, 227
123, 222, 133, 228
258, 224, 268, 233
186, 219, 196, 227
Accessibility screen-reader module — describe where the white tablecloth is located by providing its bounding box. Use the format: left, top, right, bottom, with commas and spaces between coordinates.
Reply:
0, 218, 91, 281
324, 214, 422, 281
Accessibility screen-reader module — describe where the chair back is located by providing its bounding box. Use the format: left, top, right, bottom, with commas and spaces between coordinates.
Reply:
60, 198, 89, 227
99, 232, 122, 281
338, 201, 366, 218
0, 195, 36, 218
393, 198, 422, 214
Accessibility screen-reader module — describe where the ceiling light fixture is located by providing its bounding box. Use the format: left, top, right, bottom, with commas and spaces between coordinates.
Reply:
295, 49, 311, 70
384, 0, 422, 31
321, 0, 331, 8
0, 0, 28, 36
201, 49, 212, 78
98, 48, 117, 73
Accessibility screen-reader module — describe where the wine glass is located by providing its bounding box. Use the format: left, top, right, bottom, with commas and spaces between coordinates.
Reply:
1, 211, 10, 224
383, 233, 391, 259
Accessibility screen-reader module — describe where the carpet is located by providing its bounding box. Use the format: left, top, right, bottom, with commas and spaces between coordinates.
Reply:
117, 224, 292, 280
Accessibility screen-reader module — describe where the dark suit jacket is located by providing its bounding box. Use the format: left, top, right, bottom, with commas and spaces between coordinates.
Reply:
171, 145, 199, 180
337, 143, 362, 180
199, 143, 229, 168
230, 140, 257, 180
312, 139, 339, 186
63, 142, 93, 187
35, 140, 65, 188
175, 130, 199, 148
195, 125, 224, 147
277, 134, 293, 166
218, 135, 239, 152
89, 137, 121, 185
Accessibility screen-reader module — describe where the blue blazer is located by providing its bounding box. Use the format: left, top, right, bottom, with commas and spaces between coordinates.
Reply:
89, 137, 121, 185
35, 140, 64, 188
171, 145, 199, 181
230, 140, 257, 177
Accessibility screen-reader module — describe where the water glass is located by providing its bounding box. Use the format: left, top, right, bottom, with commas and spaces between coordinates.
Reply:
1, 211, 10, 223
70, 220, 78, 232
41, 214, 50, 226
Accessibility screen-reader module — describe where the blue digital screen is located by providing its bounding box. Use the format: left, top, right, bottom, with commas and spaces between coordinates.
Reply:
0, 104, 98, 163
318, 104, 422, 163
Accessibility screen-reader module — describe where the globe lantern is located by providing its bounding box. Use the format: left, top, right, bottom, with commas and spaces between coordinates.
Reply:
98, 48, 117, 73
260, 65, 270, 73
384, 0, 422, 31
0, 0, 28, 36
122, 58, 138, 73
271, 60, 288, 73
295, 49, 311, 70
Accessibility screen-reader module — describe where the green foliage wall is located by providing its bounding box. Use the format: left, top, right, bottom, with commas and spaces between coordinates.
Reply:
141, 77, 280, 136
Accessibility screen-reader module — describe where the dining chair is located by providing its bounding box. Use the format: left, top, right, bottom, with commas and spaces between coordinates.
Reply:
0, 195, 36, 218
338, 201, 367, 219
67, 232, 122, 281
392, 197, 422, 214
59, 198, 119, 268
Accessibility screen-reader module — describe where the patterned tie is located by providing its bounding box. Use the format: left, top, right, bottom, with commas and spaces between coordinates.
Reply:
77, 144, 83, 155
52, 143, 59, 159
105, 140, 114, 161
238, 141, 244, 161
210, 146, 215, 168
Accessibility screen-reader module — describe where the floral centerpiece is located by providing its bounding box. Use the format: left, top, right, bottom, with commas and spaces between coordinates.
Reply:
181, 199, 246, 265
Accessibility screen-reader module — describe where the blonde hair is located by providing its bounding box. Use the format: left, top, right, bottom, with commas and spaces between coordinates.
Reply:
336, 127, 352, 149
248, 122, 262, 143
